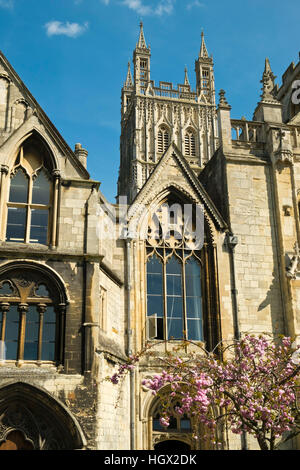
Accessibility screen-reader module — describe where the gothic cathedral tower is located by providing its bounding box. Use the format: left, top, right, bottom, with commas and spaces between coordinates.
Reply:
118, 23, 218, 203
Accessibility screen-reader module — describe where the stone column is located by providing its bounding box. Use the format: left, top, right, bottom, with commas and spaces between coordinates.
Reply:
37, 303, 47, 362
217, 89, 232, 151
58, 303, 66, 366
0, 302, 9, 360
74, 143, 88, 169
0, 164, 9, 241
17, 303, 28, 363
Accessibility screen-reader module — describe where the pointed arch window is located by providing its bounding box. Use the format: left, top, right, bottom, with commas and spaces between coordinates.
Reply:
150, 393, 194, 450
146, 200, 205, 342
201, 68, 210, 95
184, 129, 196, 157
145, 199, 221, 349
157, 126, 170, 154
4, 137, 59, 246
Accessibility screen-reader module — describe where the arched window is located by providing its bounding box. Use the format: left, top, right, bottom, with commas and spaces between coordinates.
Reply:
157, 126, 170, 154
184, 129, 196, 157
0, 263, 66, 363
150, 395, 194, 450
146, 200, 203, 342
5, 137, 56, 245
153, 411, 191, 433
147, 252, 202, 341
146, 198, 220, 349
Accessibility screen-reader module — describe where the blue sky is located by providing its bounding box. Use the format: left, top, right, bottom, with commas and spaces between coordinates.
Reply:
0, 0, 299, 201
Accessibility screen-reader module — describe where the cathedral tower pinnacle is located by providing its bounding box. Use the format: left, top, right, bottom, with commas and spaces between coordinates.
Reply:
200, 31, 209, 59
195, 31, 215, 105
118, 24, 218, 203
133, 21, 151, 94
184, 67, 190, 86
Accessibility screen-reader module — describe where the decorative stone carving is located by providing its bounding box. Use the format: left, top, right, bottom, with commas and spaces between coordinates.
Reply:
218, 89, 231, 110
0, 165, 9, 175
0, 280, 17, 297
273, 129, 294, 165
286, 242, 300, 280
260, 58, 277, 102
0, 404, 62, 450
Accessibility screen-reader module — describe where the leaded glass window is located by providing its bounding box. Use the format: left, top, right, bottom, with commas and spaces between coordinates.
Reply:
0, 272, 65, 363
184, 129, 196, 157
146, 201, 203, 342
151, 398, 192, 436
157, 126, 170, 154
6, 141, 52, 245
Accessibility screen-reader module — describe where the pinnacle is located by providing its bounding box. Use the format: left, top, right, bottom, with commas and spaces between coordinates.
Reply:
264, 57, 272, 73
125, 61, 133, 87
218, 89, 231, 109
200, 30, 209, 58
137, 21, 147, 49
260, 57, 277, 101
184, 67, 190, 86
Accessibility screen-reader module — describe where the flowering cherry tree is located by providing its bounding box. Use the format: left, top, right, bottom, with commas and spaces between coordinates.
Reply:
110, 335, 300, 450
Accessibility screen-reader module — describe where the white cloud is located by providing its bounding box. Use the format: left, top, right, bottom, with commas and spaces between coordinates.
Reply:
0, 0, 13, 9
186, 0, 205, 10
121, 0, 175, 16
45, 21, 89, 38
154, 0, 174, 15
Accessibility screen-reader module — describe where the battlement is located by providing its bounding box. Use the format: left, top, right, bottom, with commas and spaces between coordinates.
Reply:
139, 80, 197, 102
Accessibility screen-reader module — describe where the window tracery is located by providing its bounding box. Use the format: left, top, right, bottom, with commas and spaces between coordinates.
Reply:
146, 200, 204, 342
145, 198, 221, 350
1, 136, 60, 247
6, 140, 52, 245
157, 126, 170, 154
184, 129, 196, 157
150, 394, 194, 450
0, 268, 66, 363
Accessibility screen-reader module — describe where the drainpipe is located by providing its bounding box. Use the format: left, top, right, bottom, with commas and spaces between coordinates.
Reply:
226, 233, 240, 340
82, 185, 97, 374
226, 232, 248, 451
125, 234, 135, 450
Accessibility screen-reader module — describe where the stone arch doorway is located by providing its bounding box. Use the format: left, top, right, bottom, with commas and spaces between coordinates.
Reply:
0, 382, 86, 450
154, 440, 191, 452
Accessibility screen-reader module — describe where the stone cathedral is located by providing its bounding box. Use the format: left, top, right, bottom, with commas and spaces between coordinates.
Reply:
0, 23, 299, 450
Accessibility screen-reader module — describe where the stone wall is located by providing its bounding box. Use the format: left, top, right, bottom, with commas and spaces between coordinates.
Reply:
226, 159, 285, 335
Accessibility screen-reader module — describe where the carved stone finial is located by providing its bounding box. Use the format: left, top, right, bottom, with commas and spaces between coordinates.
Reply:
184, 67, 190, 86
125, 61, 133, 88
260, 58, 277, 101
74, 143, 88, 168
137, 21, 147, 49
0, 165, 9, 175
218, 89, 231, 109
199, 30, 209, 58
